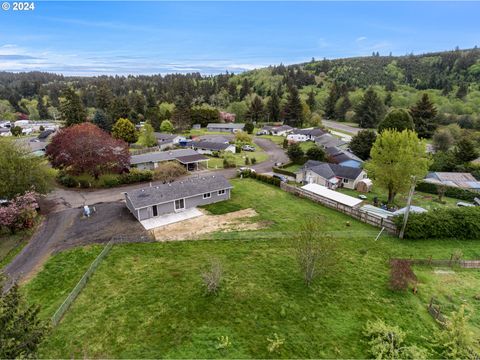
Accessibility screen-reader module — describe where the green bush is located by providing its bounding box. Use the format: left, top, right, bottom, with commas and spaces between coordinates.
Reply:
98, 174, 122, 188
273, 167, 296, 177
394, 207, 480, 239
416, 181, 478, 202
120, 169, 153, 184
57, 173, 78, 188
240, 170, 281, 187
76, 174, 94, 188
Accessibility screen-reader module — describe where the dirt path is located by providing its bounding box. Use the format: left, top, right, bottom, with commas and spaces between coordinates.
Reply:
2, 202, 148, 290
153, 208, 267, 241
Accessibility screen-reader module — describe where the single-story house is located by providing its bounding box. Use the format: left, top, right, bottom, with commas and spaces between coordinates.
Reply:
195, 135, 230, 144
207, 123, 245, 133
262, 125, 293, 136
325, 146, 363, 168
290, 128, 327, 141
424, 172, 480, 192
192, 124, 201, 130
130, 148, 209, 171
296, 160, 367, 190
190, 141, 236, 155
315, 133, 349, 150
154, 133, 186, 150
287, 133, 309, 142
125, 174, 233, 221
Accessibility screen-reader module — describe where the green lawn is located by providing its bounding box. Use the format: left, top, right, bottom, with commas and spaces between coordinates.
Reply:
23, 179, 480, 358
207, 149, 269, 169
281, 163, 302, 173
258, 135, 285, 145
299, 141, 316, 152
0, 218, 42, 268
338, 187, 459, 211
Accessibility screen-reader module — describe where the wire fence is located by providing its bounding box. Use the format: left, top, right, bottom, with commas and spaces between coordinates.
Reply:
51, 239, 114, 326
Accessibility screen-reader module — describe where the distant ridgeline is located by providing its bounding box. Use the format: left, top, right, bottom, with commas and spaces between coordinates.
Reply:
0, 47, 480, 123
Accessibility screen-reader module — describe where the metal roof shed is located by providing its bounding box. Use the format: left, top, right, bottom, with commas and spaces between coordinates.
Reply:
302, 183, 363, 208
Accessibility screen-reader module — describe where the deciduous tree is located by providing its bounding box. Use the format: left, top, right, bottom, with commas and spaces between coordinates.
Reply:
46, 123, 130, 179
365, 130, 431, 204
153, 161, 187, 183
160, 119, 174, 133
0, 138, 53, 199
287, 142, 305, 164
137, 122, 157, 148
306, 146, 326, 161
378, 108, 415, 133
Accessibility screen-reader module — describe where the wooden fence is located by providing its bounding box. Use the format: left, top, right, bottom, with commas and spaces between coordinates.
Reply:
391, 257, 480, 269
280, 183, 398, 235
428, 297, 446, 325
130, 146, 160, 155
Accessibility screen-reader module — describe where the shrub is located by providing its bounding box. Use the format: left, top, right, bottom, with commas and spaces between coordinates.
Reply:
120, 169, 153, 184
416, 181, 478, 202
57, 172, 78, 188
0, 191, 38, 234
98, 174, 121, 188
389, 259, 417, 291
394, 207, 480, 239
76, 174, 94, 188
251, 157, 257, 165
201, 259, 223, 295
273, 167, 296, 177
222, 153, 237, 168
363, 320, 428, 360
240, 171, 281, 187
153, 162, 187, 183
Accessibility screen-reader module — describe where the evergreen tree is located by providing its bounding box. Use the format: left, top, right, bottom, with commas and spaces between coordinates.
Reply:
239, 78, 250, 100
92, 109, 111, 132
0, 277, 48, 358
96, 84, 113, 111
306, 90, 316, 111
246, 95, 264, 122
454, 137, 478, 163
455, 82, 468, 100
283, 86, 303, 127
354, 88, 385, 128
384, 92, 393, 107
266, 92, 281, 122
287, 142, 305, 164
409, 93, 438, 138
60, 88, 86, 127
349, 129, 377, 160
36, 96, 49, 120
324, 83, 340, 119
171, 98, 191, 131
111, 118, 137, 143
109, 96, 131, 123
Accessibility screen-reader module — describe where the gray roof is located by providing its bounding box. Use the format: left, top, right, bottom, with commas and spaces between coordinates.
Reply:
154, 133, 177, 142
263, 125, 293, 132
301, 160, 363, 180
207, 123, 245, 129
196, 135, 230, 144
176, 154, 209, 164
130, 149, 200, 165
325, 147, 363, 164
191, 141, 230, 151
126, 174, 233, 209
315, 133, 348, 148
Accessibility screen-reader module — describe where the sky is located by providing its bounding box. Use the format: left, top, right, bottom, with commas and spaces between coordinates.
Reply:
0, 1, 479, 76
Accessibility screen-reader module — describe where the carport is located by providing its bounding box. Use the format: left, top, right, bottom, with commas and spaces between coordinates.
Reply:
176, 154, 209, 171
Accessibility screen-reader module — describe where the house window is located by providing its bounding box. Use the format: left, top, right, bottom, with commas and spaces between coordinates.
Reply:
174, 198, 185, 210
152, 205, 158, 217
218, 189, 226, 196
203, 192, 211, 199
342, 178, 349, 183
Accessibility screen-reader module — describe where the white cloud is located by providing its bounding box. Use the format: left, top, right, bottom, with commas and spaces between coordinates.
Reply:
356, 36, 367, 42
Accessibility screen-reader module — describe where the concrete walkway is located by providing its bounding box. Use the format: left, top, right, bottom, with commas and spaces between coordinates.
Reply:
140, 208, 204, 230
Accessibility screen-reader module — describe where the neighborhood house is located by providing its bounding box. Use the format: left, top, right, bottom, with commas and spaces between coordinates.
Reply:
154, 133, 186, 150
424, 172, 480, 192
296, 160, 368, 190
325, 146, 364, 168
262, 125, 293, 136
207, 123, 245, 133
190, 140, 236, 155
290, 128, 326, 141
315, 133, 349, 150
130, 148, 209, 171
124, 174, 233, 221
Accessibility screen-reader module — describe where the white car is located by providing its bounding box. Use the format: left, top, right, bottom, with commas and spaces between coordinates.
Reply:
242, 144, 256, 152
237, 167, 256, 174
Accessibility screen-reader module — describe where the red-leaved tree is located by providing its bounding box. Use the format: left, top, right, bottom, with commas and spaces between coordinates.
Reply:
46, 123, 130, 178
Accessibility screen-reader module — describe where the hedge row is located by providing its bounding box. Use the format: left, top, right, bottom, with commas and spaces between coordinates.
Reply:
416, 181, 479, 202
394, 207, 480, 239
239, 170, 281, 187
57, 169, 153, 188
272, 167, 296, 177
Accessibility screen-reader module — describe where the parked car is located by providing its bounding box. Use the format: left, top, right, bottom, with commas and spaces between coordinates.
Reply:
273, 174, 288, 182
242, 144, 256, 152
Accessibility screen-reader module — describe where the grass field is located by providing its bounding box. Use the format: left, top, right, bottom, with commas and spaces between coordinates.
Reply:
206, 149, 269, 169
0, 218, 42, 268
23, 179, 480, 358
338, 186, 460, 210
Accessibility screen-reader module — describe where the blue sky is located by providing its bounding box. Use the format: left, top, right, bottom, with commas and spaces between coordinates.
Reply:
0, 1, 479, 76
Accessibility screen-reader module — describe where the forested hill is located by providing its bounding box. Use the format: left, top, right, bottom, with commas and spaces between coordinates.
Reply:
1, 47, 480, 129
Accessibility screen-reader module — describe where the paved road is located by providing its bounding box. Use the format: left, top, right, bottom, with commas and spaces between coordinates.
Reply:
322, 120, 362, 135
2, 137, 287, 288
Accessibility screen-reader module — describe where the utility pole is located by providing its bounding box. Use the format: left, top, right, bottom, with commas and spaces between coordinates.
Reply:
399, 176, 417, 239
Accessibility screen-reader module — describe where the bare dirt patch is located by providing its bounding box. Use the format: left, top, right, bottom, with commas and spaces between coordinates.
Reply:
153, 208, 267, 241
